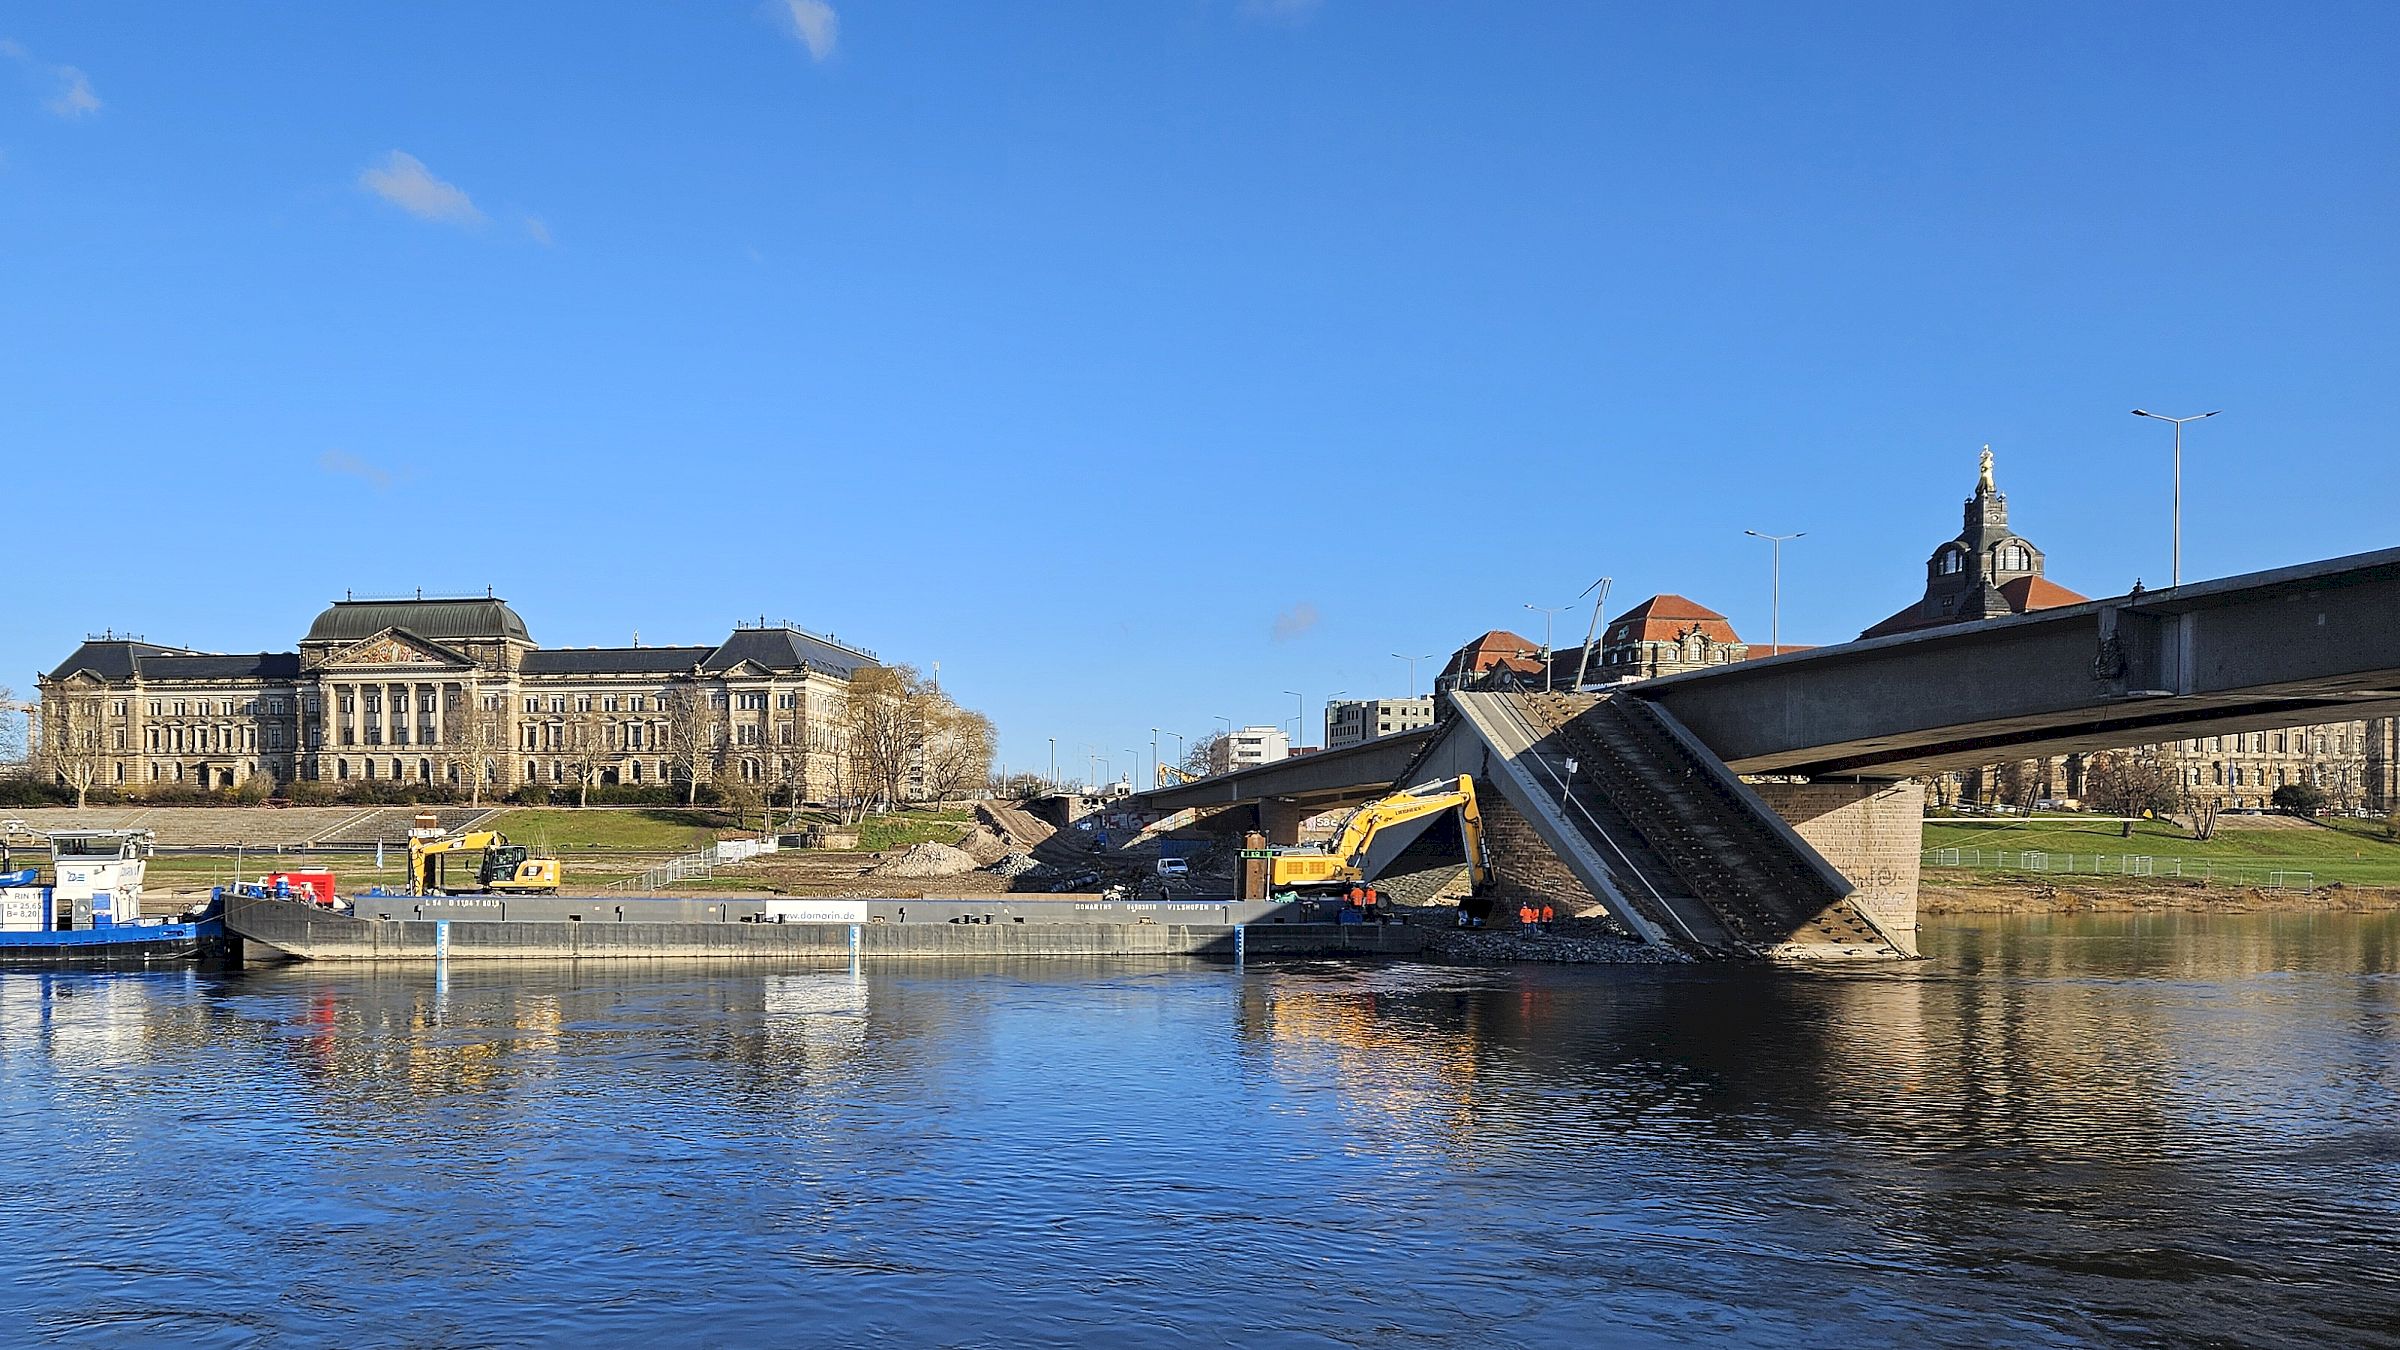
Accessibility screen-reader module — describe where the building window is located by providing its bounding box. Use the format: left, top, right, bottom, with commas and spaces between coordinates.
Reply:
1938, 549, 1964, 576
147, 701, 162, 716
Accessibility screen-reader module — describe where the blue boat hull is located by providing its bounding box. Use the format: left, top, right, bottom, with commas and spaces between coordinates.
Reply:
0, 917, 228, 969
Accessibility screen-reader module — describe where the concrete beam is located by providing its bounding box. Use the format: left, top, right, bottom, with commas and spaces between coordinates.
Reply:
1637, 546, 2400, 778
1128, 725, 1436, 813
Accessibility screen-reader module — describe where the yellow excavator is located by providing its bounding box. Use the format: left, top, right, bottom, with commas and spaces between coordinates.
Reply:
1265, 774, 1489, 898
407, 829, 561, 896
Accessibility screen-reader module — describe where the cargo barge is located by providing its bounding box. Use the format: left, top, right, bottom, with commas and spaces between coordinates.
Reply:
217, 887, 1426, 963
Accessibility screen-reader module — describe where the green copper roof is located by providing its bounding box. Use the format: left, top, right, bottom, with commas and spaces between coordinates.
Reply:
303, 597, 531, 645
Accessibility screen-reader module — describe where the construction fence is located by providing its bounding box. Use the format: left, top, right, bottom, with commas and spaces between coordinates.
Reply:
1923, 847, 2316, 893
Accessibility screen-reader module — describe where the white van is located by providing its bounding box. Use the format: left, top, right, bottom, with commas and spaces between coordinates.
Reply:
1154, 857, 1190, 879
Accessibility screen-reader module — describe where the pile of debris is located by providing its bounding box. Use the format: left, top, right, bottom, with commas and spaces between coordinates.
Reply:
1422, 921, 1689, 966
868, 842, 981, 878
951, 826, 1016, 866
986, 851, 1045, 880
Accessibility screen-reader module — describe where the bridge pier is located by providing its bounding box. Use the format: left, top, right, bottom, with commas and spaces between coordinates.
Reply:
1749, 779, 1923, 954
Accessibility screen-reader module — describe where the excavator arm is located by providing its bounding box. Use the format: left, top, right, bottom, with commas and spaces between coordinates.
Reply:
1270, 775, 1488, 893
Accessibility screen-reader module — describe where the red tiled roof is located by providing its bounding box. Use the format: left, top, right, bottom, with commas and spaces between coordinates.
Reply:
1860, 576, 2091, 639
1440, 630, 1542, 679
1998, 575, 2089, 611
1604, 594, 1741, 645
1741, 643, 1817, 659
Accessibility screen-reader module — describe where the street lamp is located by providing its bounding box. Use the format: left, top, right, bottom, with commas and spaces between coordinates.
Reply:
1391, 652, 1437, 699
1047, 736, 1055, 788
1123, 750, 1139, 790
1570, 576, 1612, 691
1523, 604, 1568, 692
2131, 408, 2220, 587
1743, 530, 1804, 652
1149, 727, 1159, 788
1281, 690, 1304, 751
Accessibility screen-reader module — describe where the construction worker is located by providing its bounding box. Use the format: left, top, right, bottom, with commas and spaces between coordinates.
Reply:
1518, 903, 1535, 928
1539, 903, 1555, 931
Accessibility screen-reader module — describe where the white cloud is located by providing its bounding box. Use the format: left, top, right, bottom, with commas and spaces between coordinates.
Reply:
358, 150, 486, 227
319, 449, 396, 492
47, 66, 99, 117
1, 39, 101, 118
1270, 602, 1322, 642
775, 0, 839, 61
523, 214, 553, 246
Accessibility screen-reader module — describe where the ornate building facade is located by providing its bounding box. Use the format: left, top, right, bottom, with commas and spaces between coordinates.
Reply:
36, 596, 873, 800
1871, 454, 2392, 815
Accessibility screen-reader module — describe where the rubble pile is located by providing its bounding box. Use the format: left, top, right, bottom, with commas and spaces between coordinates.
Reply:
1423, 922, 1689, 966
869, 842, 981, 878
952, 826, 1015, 866
986, 852, 1045, 880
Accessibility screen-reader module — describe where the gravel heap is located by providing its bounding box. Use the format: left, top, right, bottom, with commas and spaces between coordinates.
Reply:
1423, 922, 1690, 966
952, 827, 1015, 866
986, 851, 1045, 879
869, 842, 981, 878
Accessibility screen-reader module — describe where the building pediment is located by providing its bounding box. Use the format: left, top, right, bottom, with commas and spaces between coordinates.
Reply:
320, 628, 478, 671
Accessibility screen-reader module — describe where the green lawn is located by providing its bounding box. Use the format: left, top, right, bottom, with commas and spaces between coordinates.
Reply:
1923, 815, 2400, 887
484, 808, 727, 853
853, 809, 975, 853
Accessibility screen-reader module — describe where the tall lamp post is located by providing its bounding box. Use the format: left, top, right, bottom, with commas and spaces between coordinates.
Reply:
1149, 727, 1159, 788
1282, 690, 1304, 752
2131, 408, 2220, 587
1523, 604, 1568, 692
1048, 736, 1056, 788
1743, 530, 1804, 653
1391, 652, 1437, 699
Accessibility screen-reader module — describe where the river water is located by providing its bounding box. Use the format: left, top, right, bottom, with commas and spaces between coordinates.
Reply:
4, 914, 2397, 1347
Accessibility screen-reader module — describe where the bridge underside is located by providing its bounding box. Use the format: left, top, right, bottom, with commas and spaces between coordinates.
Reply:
1638, 547, 2400, 779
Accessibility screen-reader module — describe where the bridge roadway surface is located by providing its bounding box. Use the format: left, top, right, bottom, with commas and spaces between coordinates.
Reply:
1133, 545, 2400, 813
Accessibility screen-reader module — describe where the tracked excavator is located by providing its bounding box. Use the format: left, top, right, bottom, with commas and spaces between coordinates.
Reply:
1251, 774, 1490, 906
406, 824, 561, 896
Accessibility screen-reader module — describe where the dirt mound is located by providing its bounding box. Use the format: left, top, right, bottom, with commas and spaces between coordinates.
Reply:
869, 842, 980, 878
952, 826, 1015, 866
975, 802, 1056, 850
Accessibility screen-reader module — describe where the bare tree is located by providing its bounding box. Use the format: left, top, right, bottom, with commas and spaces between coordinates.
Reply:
0, 684, 27, 765
1185, 731, 1228, 778
661, 685, 725, 807
1991, 759, 2041, 815
445, 682, 510, 808
41, 686, 108, 809
2083, 747, 2177, 837
557, 706, 611, 808
919, 705, 996, 802
844, 665, 923, 810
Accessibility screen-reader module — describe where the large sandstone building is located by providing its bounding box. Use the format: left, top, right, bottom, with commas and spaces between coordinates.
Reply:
36, 596, 874, 800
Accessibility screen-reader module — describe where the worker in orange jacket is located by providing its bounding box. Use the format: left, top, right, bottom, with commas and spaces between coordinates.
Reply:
1518, 903, 1535, 928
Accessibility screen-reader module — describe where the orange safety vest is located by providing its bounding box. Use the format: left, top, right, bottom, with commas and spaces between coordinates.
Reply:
1518, 905, 1535, 926
1540, 905, 1555, 924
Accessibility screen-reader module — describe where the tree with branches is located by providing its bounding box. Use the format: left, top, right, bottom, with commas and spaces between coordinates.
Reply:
661, 685, 725, 807
557, 706, 611, 808
444, 682, 511, 808
41, 686, 109, 809
2083, 747, 2177, 837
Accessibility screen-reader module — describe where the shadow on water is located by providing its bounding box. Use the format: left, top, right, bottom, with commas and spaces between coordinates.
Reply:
0, 916, 2394, 1347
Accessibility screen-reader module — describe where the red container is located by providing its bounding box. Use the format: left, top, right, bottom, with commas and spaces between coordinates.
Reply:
263, 870, 338, 906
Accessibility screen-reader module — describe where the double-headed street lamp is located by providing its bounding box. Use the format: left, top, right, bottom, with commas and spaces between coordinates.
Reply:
2131, 408, 2220, 588
1743, 530, 1803, 652
1391, 652, 1437, 699
1522, 604, 1568, 692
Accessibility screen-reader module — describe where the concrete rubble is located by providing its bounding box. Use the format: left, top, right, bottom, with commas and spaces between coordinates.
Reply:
869, 842, 981, 879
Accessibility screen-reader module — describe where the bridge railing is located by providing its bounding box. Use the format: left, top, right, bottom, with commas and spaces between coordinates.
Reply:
1924, 847, 2315, 893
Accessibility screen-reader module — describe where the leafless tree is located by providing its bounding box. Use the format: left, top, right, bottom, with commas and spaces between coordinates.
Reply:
2083, 747, 2176, 837
557, 707, 611, 808
1991, 759, 2041, 815
661, 685, 725, 807
844, 665, 922, 810
919, 705, 996, 802
445, 682, 510, 808
1185, 731, 1229, 778
41, 685, 109, 809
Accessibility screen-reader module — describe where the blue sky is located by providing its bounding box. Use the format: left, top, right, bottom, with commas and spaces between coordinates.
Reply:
3, 2, 2394, 783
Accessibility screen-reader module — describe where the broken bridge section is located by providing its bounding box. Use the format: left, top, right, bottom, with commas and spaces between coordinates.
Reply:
1429, 691, 1914, 959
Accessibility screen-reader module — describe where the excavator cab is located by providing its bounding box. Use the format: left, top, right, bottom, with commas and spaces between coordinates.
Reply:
479, 845, 530, 889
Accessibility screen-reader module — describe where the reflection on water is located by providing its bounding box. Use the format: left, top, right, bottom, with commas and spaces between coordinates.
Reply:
2, 916, 2397, 1347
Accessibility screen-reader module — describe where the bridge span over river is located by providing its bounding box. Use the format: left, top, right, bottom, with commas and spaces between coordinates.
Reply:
1133, 547, 2400, 961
